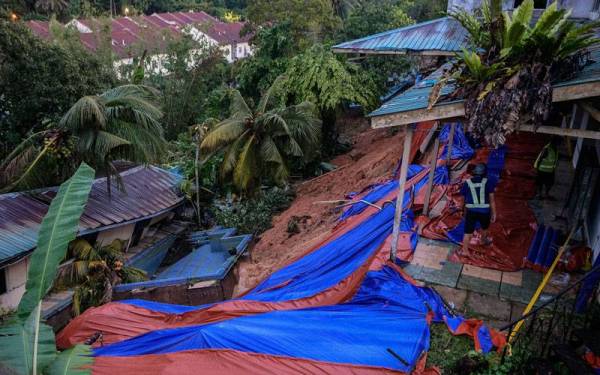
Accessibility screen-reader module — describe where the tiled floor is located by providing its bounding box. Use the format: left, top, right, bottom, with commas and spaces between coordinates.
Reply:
405, 238, 554, 304
403, 152, 580, 324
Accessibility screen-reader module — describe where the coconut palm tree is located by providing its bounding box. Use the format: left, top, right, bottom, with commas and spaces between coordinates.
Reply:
0, 84, 166, 192
200, 79, 321, 193
56, 239, 146, 315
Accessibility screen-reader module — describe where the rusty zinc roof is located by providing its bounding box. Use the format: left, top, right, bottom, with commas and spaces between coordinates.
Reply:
332, 17, 468, 55
0, 166, 183, 265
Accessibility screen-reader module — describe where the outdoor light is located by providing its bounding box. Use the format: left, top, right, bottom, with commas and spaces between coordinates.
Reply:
124, 7, 130, 15
10, 12, 18, 21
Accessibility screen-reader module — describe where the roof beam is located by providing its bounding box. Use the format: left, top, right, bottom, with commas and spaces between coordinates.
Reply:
579, 101, 600, 124
331, 48, 456, 56
371, 102, 465, 128
371, 83, 600, 129
553, 81, 600, 102
519, 124, 600, 140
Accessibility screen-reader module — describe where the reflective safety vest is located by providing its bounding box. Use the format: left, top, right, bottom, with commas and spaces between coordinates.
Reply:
465, 178, 490, 209
534, 144, 558, 173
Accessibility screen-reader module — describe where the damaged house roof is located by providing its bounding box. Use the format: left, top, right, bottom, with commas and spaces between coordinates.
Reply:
0, 166, 184, 266
368, 48, 600, 127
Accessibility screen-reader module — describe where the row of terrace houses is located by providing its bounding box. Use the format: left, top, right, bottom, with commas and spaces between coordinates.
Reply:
0, 165, 185, 311
26, 11, 253, 76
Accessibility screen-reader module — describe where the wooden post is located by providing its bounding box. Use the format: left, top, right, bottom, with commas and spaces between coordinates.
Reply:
390, 125, 414, 261
446, 122, 456, 164
423, 129, 440, 217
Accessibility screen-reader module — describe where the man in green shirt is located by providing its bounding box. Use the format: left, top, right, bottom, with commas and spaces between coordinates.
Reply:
534, 137, 560, 200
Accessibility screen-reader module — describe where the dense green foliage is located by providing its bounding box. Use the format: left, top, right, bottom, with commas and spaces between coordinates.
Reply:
282, 44, 377, 152
5, 0, 248, 19
1, 85, 166, 192
235, 22, 295, 102
201, 80, 322, 193
213, 187, 293, 235
0, 19, 114, 158
247, 0, 341, 47
0, 163, 95, 375
341, 0, 413, 40
1, 0, 444, 231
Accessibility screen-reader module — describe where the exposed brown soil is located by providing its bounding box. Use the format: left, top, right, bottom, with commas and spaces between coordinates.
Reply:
233, 117, 405, 296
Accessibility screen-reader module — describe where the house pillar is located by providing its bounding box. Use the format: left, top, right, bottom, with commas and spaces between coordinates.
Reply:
423, 127, 440, 216
390, 125, 414, 261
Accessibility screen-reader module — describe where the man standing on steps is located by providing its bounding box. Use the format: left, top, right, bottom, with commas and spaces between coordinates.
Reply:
461, 163, 497, 255
534, 137, 560, 200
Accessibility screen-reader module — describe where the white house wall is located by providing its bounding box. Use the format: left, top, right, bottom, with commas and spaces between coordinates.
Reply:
0, 257, 29, 310
96, 223, 136, 247
235, 42, 252, 59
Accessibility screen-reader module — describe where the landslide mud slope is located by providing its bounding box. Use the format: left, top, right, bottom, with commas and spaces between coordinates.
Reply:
234, 120, 405, 295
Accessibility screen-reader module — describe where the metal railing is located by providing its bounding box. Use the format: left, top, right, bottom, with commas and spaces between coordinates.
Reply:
499, 263, 600, 370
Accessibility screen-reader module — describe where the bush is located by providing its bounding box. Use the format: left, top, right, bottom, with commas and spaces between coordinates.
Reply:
212, 187, 294, 235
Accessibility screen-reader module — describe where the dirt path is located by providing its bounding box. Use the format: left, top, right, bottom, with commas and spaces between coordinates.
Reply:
233, 119, 406, 296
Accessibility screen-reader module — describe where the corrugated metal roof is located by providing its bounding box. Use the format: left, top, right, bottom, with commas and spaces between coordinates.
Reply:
369, 62, 459, 117
332, 17, 468, 55
554, 48, 600, 88
369, 49, 600, 118
0, 166, 183, 265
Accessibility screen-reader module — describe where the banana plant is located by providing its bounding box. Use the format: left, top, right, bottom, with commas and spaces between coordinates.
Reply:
448, 0, 599, 146
0, 163, 95, 375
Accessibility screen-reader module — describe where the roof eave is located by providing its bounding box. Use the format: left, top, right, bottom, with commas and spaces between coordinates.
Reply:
332, 47, 457, 56
369, 79, 600, 129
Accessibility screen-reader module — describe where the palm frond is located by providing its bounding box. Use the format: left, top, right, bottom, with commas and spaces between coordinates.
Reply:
0, 145, 37, 187
100, 84, 160, 102
0, 144, 52, 193
0, 131, 48, 172
257, 75, 287, 113
229, 89, 253, 119
233, 135, 257, 192
59, 96, 106, 132
104, 96, 163, 133
220, 130, 250, 177
109, 121, 167, 163
200, 118, 247, 153
261, 136, 289, 185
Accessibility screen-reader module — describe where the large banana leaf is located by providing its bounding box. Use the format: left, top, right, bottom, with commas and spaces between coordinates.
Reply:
0, 306, 56, 374
17, 163, 95, 320
46, 345, 92, 375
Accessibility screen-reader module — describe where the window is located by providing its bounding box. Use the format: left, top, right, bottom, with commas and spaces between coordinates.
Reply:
0, 267, 6, 295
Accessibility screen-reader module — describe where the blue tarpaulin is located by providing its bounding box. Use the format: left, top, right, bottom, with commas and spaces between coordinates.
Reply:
95, 266, 459, 372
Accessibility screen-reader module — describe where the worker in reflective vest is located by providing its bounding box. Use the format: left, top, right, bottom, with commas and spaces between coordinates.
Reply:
534, 137, 560, 200
461, 163, 497, 255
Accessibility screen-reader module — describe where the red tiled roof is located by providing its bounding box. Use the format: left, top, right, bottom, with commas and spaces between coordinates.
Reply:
25, 11, 250, 59
26, 20, 51, 38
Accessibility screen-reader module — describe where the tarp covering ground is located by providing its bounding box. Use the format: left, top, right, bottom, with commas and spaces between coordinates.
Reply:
57, 122, 513, 374
420, 129, 545, 271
